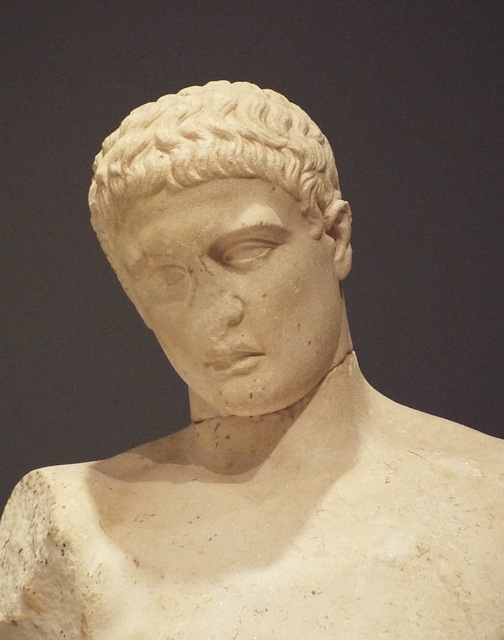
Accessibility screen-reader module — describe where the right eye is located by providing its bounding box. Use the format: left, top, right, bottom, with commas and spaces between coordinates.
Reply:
159, 265, 187, 286
136, 263, 189, 304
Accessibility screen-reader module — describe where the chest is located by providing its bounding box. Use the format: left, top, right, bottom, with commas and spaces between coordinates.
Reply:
84, 482, 504, 639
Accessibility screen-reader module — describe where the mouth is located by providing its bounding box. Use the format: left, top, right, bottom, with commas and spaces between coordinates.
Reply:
206, 351, 265, 374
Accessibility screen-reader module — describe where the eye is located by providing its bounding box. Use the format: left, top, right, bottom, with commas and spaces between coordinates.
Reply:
134, 262, 189, 304
158, 264, 187, 286
220, 240, 279, 271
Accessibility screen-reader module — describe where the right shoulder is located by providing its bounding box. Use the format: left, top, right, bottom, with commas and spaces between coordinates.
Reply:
0, 464, 95, 637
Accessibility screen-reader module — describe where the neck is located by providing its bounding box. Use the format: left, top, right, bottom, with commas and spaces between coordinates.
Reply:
183, 351, 368, 476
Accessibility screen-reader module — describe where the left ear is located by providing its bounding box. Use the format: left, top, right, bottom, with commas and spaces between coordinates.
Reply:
324, 198, 352, 280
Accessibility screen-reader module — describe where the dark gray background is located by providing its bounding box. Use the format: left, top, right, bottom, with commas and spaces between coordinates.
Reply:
1, 2, 503, 513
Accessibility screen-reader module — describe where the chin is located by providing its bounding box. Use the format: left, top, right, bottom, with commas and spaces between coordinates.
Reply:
210, 375, 322, 417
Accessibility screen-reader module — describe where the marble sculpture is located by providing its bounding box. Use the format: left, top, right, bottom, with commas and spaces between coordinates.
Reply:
1, 81, 503, 639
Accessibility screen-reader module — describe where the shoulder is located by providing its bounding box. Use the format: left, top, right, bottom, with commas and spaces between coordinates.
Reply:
0, 463, 96, 555
368, 385, 504, 467
0, 439, 186, 637
0, 424, 191, 548
352, 390, 504, 613
0, 463, 96, 636
361, 387, 504, 522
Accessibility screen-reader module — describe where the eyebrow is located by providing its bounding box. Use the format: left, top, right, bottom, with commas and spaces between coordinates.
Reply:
124, 240, 176, 276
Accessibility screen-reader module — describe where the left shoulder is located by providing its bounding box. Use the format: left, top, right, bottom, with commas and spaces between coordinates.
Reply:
371, 388, 504, 469
364, 389, 504, 520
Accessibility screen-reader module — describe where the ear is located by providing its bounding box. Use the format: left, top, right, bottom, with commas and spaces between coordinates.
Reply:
325, 198, 352, 281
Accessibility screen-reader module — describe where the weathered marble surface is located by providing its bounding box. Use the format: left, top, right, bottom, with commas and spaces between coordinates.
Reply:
1, 81, 503, 638
2, 355, 503, 638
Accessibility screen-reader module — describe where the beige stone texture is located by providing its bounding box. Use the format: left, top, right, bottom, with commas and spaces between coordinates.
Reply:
1, 81, 503, 638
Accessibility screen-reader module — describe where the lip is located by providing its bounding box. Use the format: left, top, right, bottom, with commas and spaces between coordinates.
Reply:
206, 350, 265, 374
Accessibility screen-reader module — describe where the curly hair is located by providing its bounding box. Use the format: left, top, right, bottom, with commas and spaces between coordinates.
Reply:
89, 81, 342, 257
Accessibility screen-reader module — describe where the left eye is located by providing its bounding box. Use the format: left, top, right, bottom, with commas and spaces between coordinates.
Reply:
221, 241, 277, 271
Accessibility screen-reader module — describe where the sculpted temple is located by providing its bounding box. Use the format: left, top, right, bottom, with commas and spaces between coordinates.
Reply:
1, 81, 503, 639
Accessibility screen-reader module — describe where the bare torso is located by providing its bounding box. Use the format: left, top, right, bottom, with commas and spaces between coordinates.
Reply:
2, 357, 503, 639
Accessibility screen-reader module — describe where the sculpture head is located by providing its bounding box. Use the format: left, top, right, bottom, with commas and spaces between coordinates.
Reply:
89, 81, 353, 417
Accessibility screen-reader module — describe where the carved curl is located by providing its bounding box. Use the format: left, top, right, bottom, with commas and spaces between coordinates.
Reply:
89, 81, 341, 258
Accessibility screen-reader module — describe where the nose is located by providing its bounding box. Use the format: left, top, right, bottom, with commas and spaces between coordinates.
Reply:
200, 289, 245, 342
221, 291, 245, 328
192, 257, 245, 339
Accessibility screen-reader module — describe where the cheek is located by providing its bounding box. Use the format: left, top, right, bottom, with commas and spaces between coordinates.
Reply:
263, 249, 338, 325
278, 268, 339, 366
145, 304, 199, 372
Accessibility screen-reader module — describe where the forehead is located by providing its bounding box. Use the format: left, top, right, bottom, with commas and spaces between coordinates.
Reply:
114, 178, 305, 259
